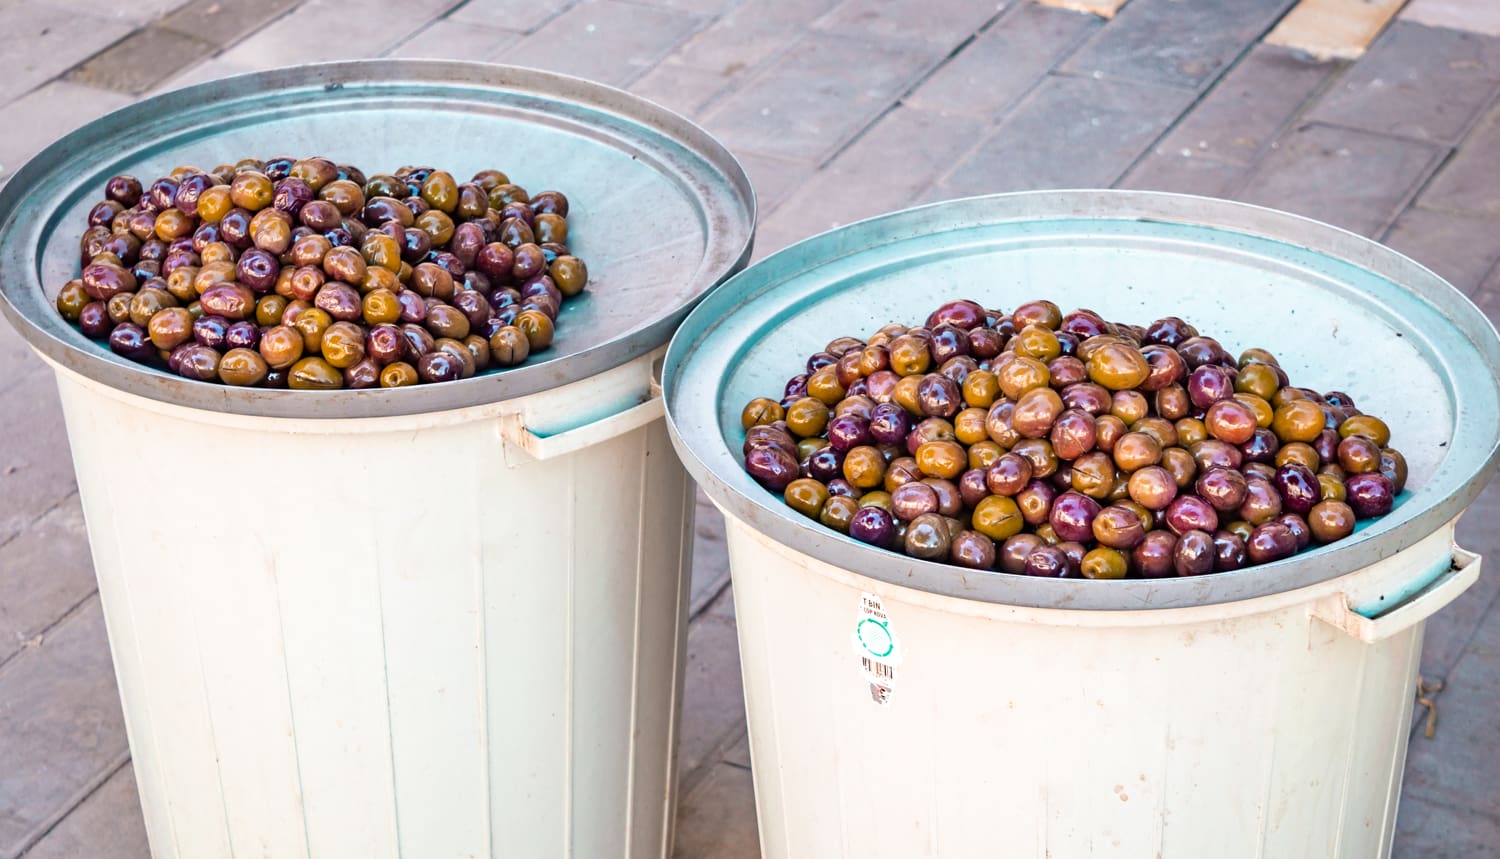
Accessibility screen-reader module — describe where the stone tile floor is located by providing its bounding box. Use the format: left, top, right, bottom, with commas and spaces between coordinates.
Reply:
1, 0, 1498, 855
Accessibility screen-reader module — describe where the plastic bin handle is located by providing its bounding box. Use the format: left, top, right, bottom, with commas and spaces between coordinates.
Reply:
499, 381, 664, 462
1313, 546, 1481, 644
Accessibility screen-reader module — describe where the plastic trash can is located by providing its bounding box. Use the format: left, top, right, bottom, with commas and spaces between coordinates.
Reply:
0, 62, 754, 859
663, 192, 1500, 858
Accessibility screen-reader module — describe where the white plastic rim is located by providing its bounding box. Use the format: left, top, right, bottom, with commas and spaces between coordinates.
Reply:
50, 350, 694, 859
722, 501, 1478, 858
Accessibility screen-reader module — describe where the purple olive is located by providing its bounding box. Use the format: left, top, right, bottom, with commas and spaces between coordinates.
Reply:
986, 453, 1032, 496
1133, 530, 1179, 578
958, 468, 990, 509
929, 324, 970, 364
926, 299, 984, 330
869, 403, 912, 445
1049, 491, 1101, 543
224, 321, 260, 350
1143, 316, 1195, 348
806, 447, 843, 482
1274, 463, 1320, 516
1024, 545, 1072, 578
1191, 439, 1243, 472
1187, 364, 1234, 409
849, 506, 895, 547
192, 314, 229, 349
1165, 495, 1218, 536
917, 374, 961, 419
1239, 475, 1284, 525
105, 174, 143, 206
273, 177, 315, 215
1247, 522, 1298, 564
1195, 466, 1248, 513
1017, 479, 1058, 527
828, 414, 873, 452
1213, 530, 1248, 572
234, 248, 279, 293
1345, 472, 1395, 519
1177, 336, 1228, 369
173, 173, 215, 217
79, 301, 111, 338
175, 344, 220, 381
1173, 529, 1215, 576
108, 322, 155, 361
745, 446, 799, 491
1274, 513, 1313, 551
1239, 428, 1280, 464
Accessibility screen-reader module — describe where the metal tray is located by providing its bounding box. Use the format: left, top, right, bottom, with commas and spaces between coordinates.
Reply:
664, 191, 1500, 610
0, 61, 755, 419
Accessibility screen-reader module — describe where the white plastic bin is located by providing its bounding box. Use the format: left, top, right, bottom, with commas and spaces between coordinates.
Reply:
663, 192, 1500, 858
0, 62, 754, 858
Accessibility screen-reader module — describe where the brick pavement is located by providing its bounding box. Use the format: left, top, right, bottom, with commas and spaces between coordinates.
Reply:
1, 0, 1499, 856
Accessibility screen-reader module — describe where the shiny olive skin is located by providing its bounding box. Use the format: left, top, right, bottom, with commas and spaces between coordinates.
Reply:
1309, 500, 1357, 543
950, 530, 997, 570
1133, 530, 1178, 578
1247, 522, 1298, 564
1212, 530, 1248, 572
848, 506, 895, 547
1024, 545, 1072, 577
1274, 463, 1320, 516
1345, 472, 1395, 519
1173, 529, 1215, 576
1049, 491, 1101, 543
904, 513, 952, 560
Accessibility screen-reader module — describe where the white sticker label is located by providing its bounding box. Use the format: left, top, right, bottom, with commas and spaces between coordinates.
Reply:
852, 592, 901, 705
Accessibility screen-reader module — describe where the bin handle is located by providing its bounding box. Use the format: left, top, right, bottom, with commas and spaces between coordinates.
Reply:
499, 380, 664, 462
1312, 546, 1481, 643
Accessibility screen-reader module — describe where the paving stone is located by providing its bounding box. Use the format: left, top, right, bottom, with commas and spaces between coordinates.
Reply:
1152, 44, 1336, 167
677, 614, 746, 789
22, 763, 149, 859
0, 324, 45, 391
669, 0, 844, 78
629, 60, 732, 119
1419, 100, 1500, 217
1060, 0, 1297, 89
448, 0, 576, 34
672, 762, 760, 859
0, 372, 77, 548
1402, 0, 1500, 38
1264, 0, 1405, 61
813, 0, 1003, 47
0, 5, 135, 106
770, 104, 987, 239
44, 0, 192, 27
1236, 122, 1444, 237
386, 18, 522, 59
690, 488, 731, 617
1393, 794, 1500, 858
66, 26, 218, 95
1419, 480, 1500, 681
151, 54, 260, 94
701, 32, 942, 162
215, 0, 467, 67
707, 579, 736, 620
503, 0, 707, 88
936, 74, 1197, 197
1382, 205, 1500, 294
160, 0, 302, 47
0, 494, 94, 667
905, 2, 1100, 119
1403, 594, 1500, 817
1306, 22, 1500, 145
0, 80, 135, 204
734, 151, 817, 218
0, 598, 128, 855
1117, 149, 1250, 197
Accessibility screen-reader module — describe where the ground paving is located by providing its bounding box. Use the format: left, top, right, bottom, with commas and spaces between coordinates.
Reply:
1, 1, 1498, 855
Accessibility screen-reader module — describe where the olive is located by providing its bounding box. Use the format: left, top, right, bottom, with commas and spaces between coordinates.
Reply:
106, 175, 143, 206
785, 478, 830, 519
915, 440, 966, 480
1165, 495, 1218, 536
904, 513, 952, 560
1127, 465, 1177, 511
950, 530, 997, 570
849, 506, 896, 547
1016, 480, 1057, 527
377, 361, 418, 387
868, 403, 912, 445
1378, 448, 1408, 493
1345, 472, 1395, 518
1205, 399, 1257, 444
199, 283, 255, 320
1049, 409, 1097, 460
985, 453, 1032, 496
1274, 463, 1320, 516
1081, 546, 1128, 579
78, 302, 111, 338
820, 495, 860, 532
1187, 365, 1233, 409
106, 292, 134, 325
1275, 513, 1313, 551
1173, 529, 1215, 576
489, 326, 530, 366
828, 414, 872, 451
1247, 522, 1298, 564
218, 347, 269, 386
1012, 387, 1063, 438
1240, 428, 1281, 464
1024, 545, 1072, 577
259, 325, 304, 369
1212, 530, 1248, 572
1093, 504, 1146, 549
1339, 414, 1391, 447
1272, 400, 1326, 443
321, 321, 366, 368
108, 322, 155, 361
843, 445, 887, 489
970, 494, 1023, 541
1086, 343, 1149, 390
515, 309, 554, 352
1049, 491, 1100, 543
993, 533, 1040, 574
425, 304, 471, 340
1239, 475, 1284, 526
1336, 436, 1381, 474
1309, 500, 1357, 543
1133, 530, 1178, 578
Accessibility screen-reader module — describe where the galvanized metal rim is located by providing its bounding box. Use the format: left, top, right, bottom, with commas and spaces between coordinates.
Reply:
0, 60, 755, 420
664, 190, 1500, 611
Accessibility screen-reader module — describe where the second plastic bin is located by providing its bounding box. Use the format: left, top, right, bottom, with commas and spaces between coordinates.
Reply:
664, 192, 1500, 858
0, 62, 755, 857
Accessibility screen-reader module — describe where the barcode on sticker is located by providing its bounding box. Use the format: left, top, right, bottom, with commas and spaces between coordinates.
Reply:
861, 656, 895, 680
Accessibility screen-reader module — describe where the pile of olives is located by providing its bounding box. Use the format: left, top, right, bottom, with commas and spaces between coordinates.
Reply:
54, 157, 588, 389
739, 300, 1407, 578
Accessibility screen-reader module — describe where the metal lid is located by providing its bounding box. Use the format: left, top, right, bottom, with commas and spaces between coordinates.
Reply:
664, 191, 1500, 610
0, 61, 755, 419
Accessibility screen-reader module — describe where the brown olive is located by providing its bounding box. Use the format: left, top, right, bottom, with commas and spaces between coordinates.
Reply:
741, 397, 784, 429
219, 347, 269, 386
515, 309, 554, 352
379, 361, 420, 387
